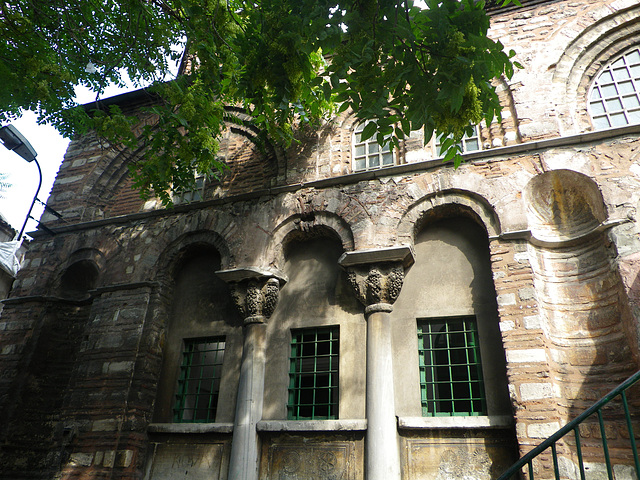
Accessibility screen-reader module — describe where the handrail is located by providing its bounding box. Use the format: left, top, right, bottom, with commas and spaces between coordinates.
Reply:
498, 370, 640, 480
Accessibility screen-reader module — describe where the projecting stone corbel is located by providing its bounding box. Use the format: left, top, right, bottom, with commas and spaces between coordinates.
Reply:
215, 267, 288, 324
338, 245, 415, 312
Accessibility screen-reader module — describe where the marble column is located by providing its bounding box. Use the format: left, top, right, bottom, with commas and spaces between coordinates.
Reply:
338, 246, 414, 480
216, 267, 287, 480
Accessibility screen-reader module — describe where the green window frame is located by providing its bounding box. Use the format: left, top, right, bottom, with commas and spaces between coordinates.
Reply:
418, 317, 487, 417
173, 337, 225, 423
288, 327, 339, 420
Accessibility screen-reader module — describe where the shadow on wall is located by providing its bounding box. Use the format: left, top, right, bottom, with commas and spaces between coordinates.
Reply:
0, 255, 100, 477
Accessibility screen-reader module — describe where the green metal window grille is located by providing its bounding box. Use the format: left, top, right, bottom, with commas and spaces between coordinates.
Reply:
173, 337, 225, 423
418, 317, 487, 416
288, 327, 339, 420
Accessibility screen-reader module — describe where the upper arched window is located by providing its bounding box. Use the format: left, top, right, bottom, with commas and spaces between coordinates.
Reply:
589, 47, 640, 130
352, 121, 395, 171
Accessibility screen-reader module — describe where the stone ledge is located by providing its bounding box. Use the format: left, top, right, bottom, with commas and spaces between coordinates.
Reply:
257, 419, 367, 432
398, 415, 514, 430
147, 423, 234, 434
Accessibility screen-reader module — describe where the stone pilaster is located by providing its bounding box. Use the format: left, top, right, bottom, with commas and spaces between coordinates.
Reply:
339, 246, 414, 480
216, 267, 287, 480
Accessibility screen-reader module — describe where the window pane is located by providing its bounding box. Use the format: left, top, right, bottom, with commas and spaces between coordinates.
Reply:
599, 71, 614, 84
464, 138, 480, 152
601, 84, 618, 97
611, 112, 628, 127
623, 95, 640, 110
590, 101, 605, 115
613, 68, 630, 81
418, 317, 487, 417
288, 327, 339, 420
593, 116, 611, 129
619, 81, 635, 95
606, 98, 623, 111
173, 337, 225, 423
612, 57, 625, 69
355, 145, 365, 157
628, 110, 640, 124
627, 50, 640, 65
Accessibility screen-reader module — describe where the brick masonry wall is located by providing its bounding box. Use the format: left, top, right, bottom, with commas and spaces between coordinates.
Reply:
4, 0, 640, 478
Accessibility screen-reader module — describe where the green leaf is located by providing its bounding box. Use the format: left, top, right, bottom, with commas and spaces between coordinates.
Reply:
360, 121, 378, 142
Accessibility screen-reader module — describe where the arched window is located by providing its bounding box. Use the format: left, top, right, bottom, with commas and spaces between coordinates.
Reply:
352, 121, 395, 171
589, 47, 640, 129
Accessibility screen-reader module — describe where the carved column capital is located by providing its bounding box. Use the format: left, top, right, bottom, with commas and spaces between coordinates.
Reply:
215, 267, 288, 324
338, 246, 415, 310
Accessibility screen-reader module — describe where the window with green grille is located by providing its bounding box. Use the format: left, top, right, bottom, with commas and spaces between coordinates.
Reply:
173, 337, 225, 423
418, 317, 487, 416
288, 327, 339, 420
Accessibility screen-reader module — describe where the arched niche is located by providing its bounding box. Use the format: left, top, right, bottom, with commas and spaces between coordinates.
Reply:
525, 169, 607, 244
262, 225, 364, 421
552, 3, 640, 132
397, 190, 501, 248
153, 243, 242, 424
394, 210, 511, 419
268, 211, 355, 271
56, 248, 104, 299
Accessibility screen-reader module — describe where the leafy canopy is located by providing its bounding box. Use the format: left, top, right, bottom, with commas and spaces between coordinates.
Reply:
1, 0, 521, 205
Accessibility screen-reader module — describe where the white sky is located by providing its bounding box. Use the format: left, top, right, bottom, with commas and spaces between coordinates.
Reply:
0, 83, 136, 238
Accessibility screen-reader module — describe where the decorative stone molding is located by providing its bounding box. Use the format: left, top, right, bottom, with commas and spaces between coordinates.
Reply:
338, 246, 415, 308
215, 267, 287, 323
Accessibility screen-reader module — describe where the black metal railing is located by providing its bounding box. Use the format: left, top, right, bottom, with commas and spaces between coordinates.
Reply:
498, 370, 640, 480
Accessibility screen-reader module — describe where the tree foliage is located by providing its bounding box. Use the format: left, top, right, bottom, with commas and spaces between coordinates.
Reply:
1, 0, 521, 205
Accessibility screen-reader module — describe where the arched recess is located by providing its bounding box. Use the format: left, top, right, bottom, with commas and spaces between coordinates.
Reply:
396, 189, 502, 247
80, 106, 282, 220
267, 211, 355, 271
1, 249, 104, 475
154, 230, 233, 289
152, 242, 242, 425
553, 3, 640, 132
392, 203, 517, 477
524, 168, 640, 473
525, 169, 638, 405
55, 248, 105, 298
262, 223, 364, 421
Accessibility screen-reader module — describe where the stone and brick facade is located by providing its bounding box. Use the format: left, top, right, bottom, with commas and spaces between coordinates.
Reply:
2, 0, 640, 478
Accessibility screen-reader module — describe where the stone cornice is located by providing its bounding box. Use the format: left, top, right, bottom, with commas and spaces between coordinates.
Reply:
30, 124, 640, 238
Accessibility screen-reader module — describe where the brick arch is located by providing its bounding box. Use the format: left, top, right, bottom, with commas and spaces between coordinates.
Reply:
267, 210, 355, 270
154, 229, 233, 288
553, 3, 640, 133
52, 247, 105, 298
78, 107, 281, 221
396, 190, 501, 246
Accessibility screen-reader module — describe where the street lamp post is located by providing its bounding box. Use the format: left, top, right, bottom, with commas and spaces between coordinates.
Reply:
0, 124, 41, 240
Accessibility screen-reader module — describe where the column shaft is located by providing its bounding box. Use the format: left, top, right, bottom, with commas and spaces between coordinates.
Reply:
366, 307, 401, 480
228, 322, 267, 480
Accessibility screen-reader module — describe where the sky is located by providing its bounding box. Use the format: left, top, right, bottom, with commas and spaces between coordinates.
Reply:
0, 84, 136, 239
